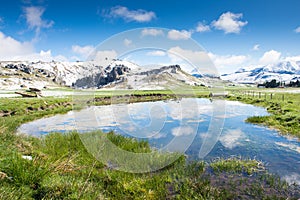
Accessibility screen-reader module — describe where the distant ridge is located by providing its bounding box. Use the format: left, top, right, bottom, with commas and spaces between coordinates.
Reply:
221, 61, 300, 84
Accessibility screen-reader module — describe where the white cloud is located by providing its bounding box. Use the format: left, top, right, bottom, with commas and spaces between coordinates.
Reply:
92, 50, 118, 66
172, 126, 194, 137
23, 6, 54, 34
123, 38, 132, 47
219, 129, 246, 149
259, 50, 281, 65
196, 22, 210, 33
141, 28, 164, 37
146, 50, 166, 56
13, 50, 68, 62
252, 44, 260, 51
284, 55, 300, 62
295, 26, 300, 33
0, 31, 34, 60
0, 31, 67, 62
167, 29, 191, 40
168, 46, 207, 64
168, 46, 215, 74
212, 12, 248, 34
72, 45, 95, 58
208, 52, 249, 74
106, 6, 156, 22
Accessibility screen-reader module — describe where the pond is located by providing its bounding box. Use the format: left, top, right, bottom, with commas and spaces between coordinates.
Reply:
17, 98, 300, 184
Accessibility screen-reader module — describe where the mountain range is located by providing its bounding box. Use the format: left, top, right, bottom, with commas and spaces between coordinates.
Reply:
221, 61, 300, 84
0, 60, 209, 90
3, 58, 299, 90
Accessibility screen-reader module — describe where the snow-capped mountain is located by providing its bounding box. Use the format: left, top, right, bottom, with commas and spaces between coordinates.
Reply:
221, 61, 300, 84
0, 60, 104, 89
190, 68, 220, 79
108, 60, 141, 72
74, 64, 206, 90
0, 59, 209, 90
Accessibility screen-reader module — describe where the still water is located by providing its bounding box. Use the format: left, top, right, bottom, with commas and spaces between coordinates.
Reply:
18, 98, 300, 184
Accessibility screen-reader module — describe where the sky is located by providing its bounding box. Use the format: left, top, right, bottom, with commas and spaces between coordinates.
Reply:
0, 0, 300, 74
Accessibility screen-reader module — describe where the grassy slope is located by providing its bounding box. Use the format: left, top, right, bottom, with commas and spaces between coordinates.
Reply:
0, 92, 299, 199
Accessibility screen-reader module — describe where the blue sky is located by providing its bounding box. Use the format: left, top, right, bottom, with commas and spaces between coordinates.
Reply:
0, 0, 300, 73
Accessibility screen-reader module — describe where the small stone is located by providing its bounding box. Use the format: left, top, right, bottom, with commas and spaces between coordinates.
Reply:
22, 155, 33, 161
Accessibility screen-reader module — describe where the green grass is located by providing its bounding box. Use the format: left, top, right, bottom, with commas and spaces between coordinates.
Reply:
0, 91, 299, 199
227, 90, 300, 138
2, 130, 298, 199
0, 97, 73, 133
210, 157, 264, 175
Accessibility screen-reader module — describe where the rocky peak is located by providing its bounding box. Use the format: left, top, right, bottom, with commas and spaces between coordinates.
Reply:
138, 65, 181, 76
74, 63, 132, 88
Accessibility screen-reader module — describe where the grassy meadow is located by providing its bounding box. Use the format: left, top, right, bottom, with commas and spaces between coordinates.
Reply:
227, 89, 300, 139
0, 88, 299, 199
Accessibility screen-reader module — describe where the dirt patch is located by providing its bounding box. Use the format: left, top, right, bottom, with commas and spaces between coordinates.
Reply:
91, 93, 178, 105
0, 172, 8, 180
0, 110, 16, 117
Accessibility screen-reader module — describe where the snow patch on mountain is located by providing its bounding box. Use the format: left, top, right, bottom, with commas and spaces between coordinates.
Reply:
73, 64, 207, 90
0, 60, 102, 85
221, 61, 300, 84
0, 59, 213, 90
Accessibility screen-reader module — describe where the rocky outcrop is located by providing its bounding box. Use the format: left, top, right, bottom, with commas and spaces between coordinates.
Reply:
3, 62, 57, 80
0, 60, 207, 90
72, 64, 205, 89
138, 65, 181, 76
73, 65, 131, 88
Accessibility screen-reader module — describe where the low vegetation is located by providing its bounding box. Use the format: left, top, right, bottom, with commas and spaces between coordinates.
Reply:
0, 91, 299, 199
227, 91, 300, 138
257, 79, 300, 88
1, 130, 299, 199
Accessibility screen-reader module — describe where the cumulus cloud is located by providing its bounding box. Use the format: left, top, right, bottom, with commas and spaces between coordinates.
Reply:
123, 38, 132, 47
259, 50, 281, 65
168, 46, 208, 64
212, 12, 248, 34
196, 22, 210, 33
0, 31, 34, 60
141, 28, 164, 37
13, 50, 68, 62
284, 55, 300, 62
146, 50, 166, 56
0, 31, 68, 62
92, 50, 118, 66
295, 26, 300, 33
167, 29, 192, 40
168, 46, 215, 74
106, 6, 156, 22
72, 45, 95, 59
252, 44, 260, 51
208, 52, 249, 74
23, 6, 54, 34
